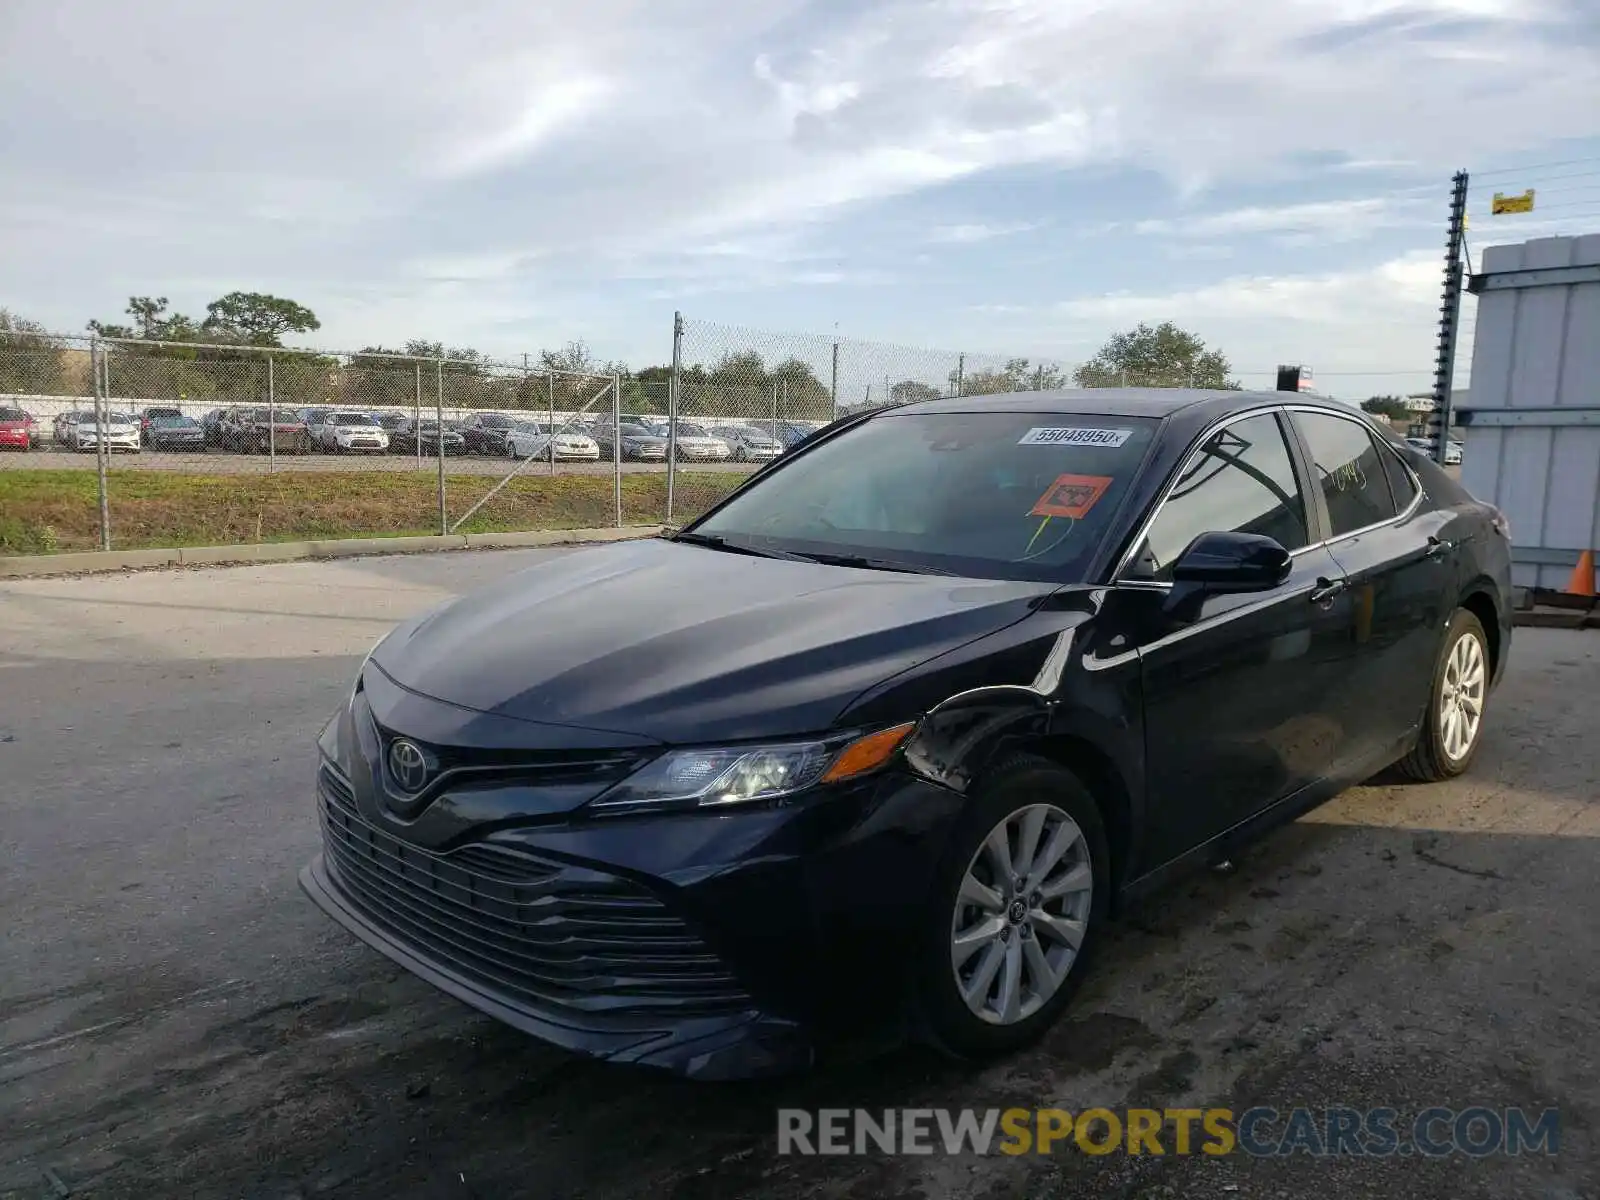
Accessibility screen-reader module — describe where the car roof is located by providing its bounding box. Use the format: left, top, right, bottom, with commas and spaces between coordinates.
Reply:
884, 387, 1367, 424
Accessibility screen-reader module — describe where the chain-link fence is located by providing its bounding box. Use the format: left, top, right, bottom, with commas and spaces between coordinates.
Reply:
662, 314, 1078, 523
2, 298, 1451, 554
0, 334, 649, 555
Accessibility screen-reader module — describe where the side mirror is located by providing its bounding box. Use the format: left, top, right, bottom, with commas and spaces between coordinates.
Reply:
1170, 531, 1292, 592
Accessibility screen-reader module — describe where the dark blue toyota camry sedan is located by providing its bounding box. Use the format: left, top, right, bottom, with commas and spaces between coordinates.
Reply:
300, 388, 1513, 1080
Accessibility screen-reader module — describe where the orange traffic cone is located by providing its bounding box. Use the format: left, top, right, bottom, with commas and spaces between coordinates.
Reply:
1568, 549, 1597, 598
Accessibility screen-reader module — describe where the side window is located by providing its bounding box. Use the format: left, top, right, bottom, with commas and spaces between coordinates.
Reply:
1129, 412, 1309, 581
1294, 412, 1399, 537
1377, 439, 1419, 511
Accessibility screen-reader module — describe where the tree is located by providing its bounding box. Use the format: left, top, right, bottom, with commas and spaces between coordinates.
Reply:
890, 380, 942, 405
0, 309, 71, 395
1361, 395, 1411, 420
88, 295, 201, 344
200, 292, 320, 347
1072, 322, 1237, 389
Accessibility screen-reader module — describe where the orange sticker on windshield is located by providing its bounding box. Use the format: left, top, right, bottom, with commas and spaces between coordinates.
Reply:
1029, 474, 1113, 519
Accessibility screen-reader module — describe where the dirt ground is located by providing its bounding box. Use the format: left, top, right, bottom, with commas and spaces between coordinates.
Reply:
1, 547, 1595, 1200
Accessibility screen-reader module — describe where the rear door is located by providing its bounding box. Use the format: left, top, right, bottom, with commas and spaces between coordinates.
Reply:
1286, 407, 1454, 768
1110, 408, 1359, 867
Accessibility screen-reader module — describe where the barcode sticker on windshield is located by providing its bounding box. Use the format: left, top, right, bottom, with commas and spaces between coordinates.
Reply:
1018, 427, 1133, 447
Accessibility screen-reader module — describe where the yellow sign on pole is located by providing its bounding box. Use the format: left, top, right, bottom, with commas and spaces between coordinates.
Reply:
1491, 189, 1536, 215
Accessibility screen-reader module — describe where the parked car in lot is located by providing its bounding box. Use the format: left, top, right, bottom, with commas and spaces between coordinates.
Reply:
459, 412, 519, 456
766, 418, 823, 448
0, 406, 37, 450
388, 417, 467, 456
142, 412, 207, 451
200, 408, 228, 446
315, 411, 389, 454
60, 410, 142, 453
706, 423, 784, 462
592, 421, 668, 462
1403, 436, 1463, 466
300, 388, 1513, 1080
506, 421, 601, 461
214, 407, 313, 453
297, 408, 336, 447
138, 406, 186, 444
659, 421, 732, 461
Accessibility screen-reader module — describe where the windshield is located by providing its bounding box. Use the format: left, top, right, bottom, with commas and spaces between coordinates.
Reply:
689, 411, 1159, 581
0, 408, 26, 421
242, 408, 291, 422
676, 424, 711, 438
331, 412, 376, 426
152, 415, 196, 427
478, 414, 513, 427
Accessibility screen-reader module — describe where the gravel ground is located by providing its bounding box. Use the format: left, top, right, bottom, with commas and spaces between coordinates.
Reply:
0, 449, 758, 477
0, 548, 1594, 1200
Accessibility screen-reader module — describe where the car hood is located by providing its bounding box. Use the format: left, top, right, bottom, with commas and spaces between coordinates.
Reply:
370, 537, 1059, 744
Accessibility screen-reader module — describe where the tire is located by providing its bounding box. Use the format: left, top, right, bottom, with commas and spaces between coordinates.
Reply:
1395, 608, 1491, 782
912, 754, 1110, 1060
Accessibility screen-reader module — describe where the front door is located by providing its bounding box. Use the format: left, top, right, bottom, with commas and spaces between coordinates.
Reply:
1111, 409, 1360, 868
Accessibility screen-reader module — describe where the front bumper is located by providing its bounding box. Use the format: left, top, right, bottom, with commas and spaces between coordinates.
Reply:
300, 734, 963, 1078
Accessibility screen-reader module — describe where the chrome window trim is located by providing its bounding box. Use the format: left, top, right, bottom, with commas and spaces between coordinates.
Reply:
1110, 403, 1426, 589
1109, 403, 1306, 584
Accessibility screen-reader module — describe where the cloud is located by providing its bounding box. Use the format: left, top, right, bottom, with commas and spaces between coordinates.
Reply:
959, 252, 1446, 396
0, 0, 1596, 362
1132, 195, 1436, 241
928, 221, 1042, 243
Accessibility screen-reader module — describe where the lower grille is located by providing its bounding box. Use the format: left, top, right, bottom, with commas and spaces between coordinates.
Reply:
316, 766, 751, 1018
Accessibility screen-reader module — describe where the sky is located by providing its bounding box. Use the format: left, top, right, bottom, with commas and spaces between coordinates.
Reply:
3, 0, 1599, 400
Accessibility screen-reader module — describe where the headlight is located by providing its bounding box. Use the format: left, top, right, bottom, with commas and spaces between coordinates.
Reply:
588, 723, 915, 814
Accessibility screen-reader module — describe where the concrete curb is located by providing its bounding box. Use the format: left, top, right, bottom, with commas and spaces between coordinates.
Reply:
0, 525, 663, 578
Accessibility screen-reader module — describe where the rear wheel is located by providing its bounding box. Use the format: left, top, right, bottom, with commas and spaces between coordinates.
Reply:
913, 755, 1109, 1059
1395, 608, 1490, 781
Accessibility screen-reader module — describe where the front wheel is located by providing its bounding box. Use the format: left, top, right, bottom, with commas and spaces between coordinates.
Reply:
1395, 608, 1491, 781
913, 755, 1109, 1060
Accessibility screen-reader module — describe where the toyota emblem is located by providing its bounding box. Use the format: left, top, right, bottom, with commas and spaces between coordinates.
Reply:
387, 739, 431, 793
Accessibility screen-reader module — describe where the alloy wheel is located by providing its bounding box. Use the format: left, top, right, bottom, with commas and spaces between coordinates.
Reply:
950, 803, 1093, 1026
1440, 630, 1487, 761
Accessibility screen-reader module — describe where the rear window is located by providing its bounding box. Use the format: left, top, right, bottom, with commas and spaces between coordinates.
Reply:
0, 408, 26, 421
692, 411, 1160, 582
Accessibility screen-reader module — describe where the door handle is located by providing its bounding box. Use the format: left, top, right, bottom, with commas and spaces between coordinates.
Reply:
1309, 577, 1348, 606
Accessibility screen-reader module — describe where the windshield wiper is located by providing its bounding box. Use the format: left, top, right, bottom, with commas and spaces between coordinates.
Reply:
788, 552, 958, 576
669, 531, 807, 561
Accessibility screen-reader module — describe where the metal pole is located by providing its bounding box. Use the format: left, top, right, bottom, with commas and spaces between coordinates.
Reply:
613, 375, 622, 528
267, 354, 276, 470
1430, 170, 1470, 465
548, 371, 555, 475
436, 360, 446, 535
414, 364, 422, 469
956, 354, 965, 397
829, 342, 839, 422
667, 312, 683, 521
771, 381, 778, 436
91, 337, 110, 551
